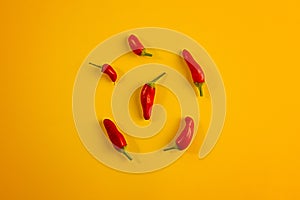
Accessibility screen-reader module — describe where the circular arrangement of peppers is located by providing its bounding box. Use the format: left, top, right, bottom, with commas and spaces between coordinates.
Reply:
90, 34, 205, 161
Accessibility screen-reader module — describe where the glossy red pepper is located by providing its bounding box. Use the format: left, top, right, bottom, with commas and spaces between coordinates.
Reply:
89, 62, 117, 83
103, 119, 132, 160
128, 34, 152, 57
182, 49, 205, 96
140, 72, 166, 120
164, 116, 194, 151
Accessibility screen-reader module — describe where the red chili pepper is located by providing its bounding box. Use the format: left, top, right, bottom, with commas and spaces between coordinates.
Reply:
103, 119, 132, 160
140, 72, 166, 120
182, 49, 205, 96
128, 34, 152, 57
164, 116, 194, 151
89, 62, 117, 83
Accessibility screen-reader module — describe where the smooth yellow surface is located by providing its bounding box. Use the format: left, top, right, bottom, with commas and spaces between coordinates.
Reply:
1, 0, 300, 199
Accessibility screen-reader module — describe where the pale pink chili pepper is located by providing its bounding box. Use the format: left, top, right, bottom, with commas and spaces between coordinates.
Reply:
164, 116, 194, 151
128, 34, 152, 57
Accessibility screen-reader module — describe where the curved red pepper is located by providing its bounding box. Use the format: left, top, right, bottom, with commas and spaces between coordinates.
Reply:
89, 62, 117, 83
128, 34, 152, 57
182, 49, 205, 96
164, 116, 194, 151
103, 119, 132, 160
140, 72, 166, 120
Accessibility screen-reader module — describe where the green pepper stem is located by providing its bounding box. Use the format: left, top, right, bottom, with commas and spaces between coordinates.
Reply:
143, 52, 152, 57
119, 148, 132, 161
142, 49, 152, 57
150, 72, 166, 83
195, 82, 204, 97
198, 86, 203, 97
89, 62, 102, 69
163, 146, 178, 151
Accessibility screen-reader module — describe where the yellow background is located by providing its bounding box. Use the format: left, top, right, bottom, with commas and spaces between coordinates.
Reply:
1, 0, 299, 199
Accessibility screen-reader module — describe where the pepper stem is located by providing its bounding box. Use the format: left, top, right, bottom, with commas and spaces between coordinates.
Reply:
89, 62, 102, 69
142, 49, 152, 57
119, 148, 133, 161
195, 82, 204, 97
143, 52, 153, 57
163, 146, 178, 151
149, 72, 166, 83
